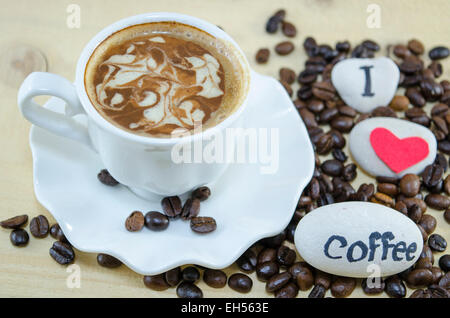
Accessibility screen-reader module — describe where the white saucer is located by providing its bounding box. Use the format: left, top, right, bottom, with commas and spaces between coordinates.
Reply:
29, 71, 314, 275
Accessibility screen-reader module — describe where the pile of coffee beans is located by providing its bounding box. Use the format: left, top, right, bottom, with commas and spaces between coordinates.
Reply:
1, 213, 75, 265
249, 8, 450, 298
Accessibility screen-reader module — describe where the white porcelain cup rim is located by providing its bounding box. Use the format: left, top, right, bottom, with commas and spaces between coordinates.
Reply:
75, 12, 251, 147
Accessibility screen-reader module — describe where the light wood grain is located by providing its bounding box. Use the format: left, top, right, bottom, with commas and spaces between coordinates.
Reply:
0, 0, 449, 298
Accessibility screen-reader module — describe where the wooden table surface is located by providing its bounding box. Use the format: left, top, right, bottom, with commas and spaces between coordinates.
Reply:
0, 0, 449, 298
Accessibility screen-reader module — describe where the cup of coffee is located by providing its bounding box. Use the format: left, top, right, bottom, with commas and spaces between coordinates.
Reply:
18, 12, 251, 197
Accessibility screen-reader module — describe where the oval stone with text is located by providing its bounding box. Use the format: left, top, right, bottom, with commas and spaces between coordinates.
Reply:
294, 202, 423, 278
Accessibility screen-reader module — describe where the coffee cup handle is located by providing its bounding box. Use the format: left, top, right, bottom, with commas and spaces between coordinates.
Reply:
18, 72, 94, 150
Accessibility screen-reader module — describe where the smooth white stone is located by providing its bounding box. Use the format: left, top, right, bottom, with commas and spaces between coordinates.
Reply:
331, 57, 400, 113
349, 117, 436, 178
294, 202, 423, 278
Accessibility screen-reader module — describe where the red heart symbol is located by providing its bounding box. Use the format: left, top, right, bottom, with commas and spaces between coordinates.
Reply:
370, 127, 429, 173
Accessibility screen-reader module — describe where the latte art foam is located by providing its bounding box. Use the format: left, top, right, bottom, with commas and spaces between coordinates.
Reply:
85, 22, 246, 137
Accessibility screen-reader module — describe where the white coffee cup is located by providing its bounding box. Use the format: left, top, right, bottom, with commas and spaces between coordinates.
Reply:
18, 12, 251, 197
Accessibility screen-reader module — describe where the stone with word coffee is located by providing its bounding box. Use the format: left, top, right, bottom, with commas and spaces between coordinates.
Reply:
349, 117, 436, 178
294, 202, 423, 278
331, 57, 399, 113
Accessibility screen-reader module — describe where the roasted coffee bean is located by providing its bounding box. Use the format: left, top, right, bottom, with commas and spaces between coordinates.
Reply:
285, 222, 296, 243
182, 266, 200, 283
295, 266, 314, 291
315, 133, 334, 155
371, 106, 397, 118
376, 176, 399, 184
144, 211, 169, 231
321, 159, 344, 177
432, 103, 449, 117
228, 273, 253, 293
49, 241, 75, 265
312, 81, 336, 101
313, 270, 331, 290
288, 262, 311, 279
256, 261, 279, 282
281, 21, 296, 37
10, 229, 29, 247
276, 245, 296, 267
377, 183, 398, 197
431, 266, 444, 284
399, 174, 421, 197
143, 274, 170, 291
176, 282, 203, 298
299, 108, 317, 129
420, 245, 435, 264
352, 44, 374, 58
266, 272, 291, 292
438, 140, 450, 154
408, 204, 423, 223
406, 88, 426, 107
407, 269, 433, 287
328, 129, 345, 149
332, 148, 348, 163
265, 13, 283, 33
402, 197, 427, 213
336, 41, 351, 52
418, 225, 429, 242
273, 9, 286, 21
330, 116, 354, 133
298, 70, 317, 84
429, 46, 450, 60
319, 108, 339, 124
421, 78, 443, 101
330, 276, 356, 298
415, 258, 432, 270
303, 37, 318, 56
395, 201, 408, 215
97, 254, 122, 268
393, 44, 411, 58
275, 282, 299, 298
97, 169, 119, 186
260, 231, 286, 248
410, 289, 433, 298
362, 39, 380, 52
29, 215, 49, 238
422, 164, 444, 188
309, 127, 325, 145
445, 209, 450, 224
428, 284, 450, 298
279, 67, 296, 84
307, 99, 325, 114
361, 277, 385, 295
258, 248, 277, 264
280, 80, 293, 97
192, 186, 211, 201
308, 284, 326, 298
417, 215, 436, 236
389, 95, 410, 111
342, 163, 357, 182
407, 39, 424, 55
428, 234, 447, 252
439, 272, 450, 289
297, 85, 313, 101
429, 61, 443, 78
372, 192, 395, 207
0, 215, 28, 229
439, 255, 450, 272
190, 216, 216, 234
275, 41, 294, 55
203, 269, 227, 288
161, 196, 182, 217
49, 224, 68, 243
385, 276, 406, 298
125, 211, 145, 232
255, 48, 270, 64
181, 198, 200, 220
236, 249, 257, 273
165, 267, 181, 286
425, 193, 450, 210
400, 58, 423, 74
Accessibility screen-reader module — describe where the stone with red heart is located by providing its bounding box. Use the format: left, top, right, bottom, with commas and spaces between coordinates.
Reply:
349, 118, 436, 178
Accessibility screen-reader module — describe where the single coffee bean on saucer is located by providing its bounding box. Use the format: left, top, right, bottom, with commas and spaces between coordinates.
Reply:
97, 253, 122, 268
10, 229, 29, 247
29, 215, 49, 238
49, 241, 75, 265
144, 211, 169, 231
49, 223, 68, 243
190, 217, 217, 234
203, 269, 227, 288
125, 211, 145, 232
0, 215, 28, 229
192, 186, 211, 201
97, 169, 119, 186
275, 41, 294, 55
181, 198, 200, 220
161, 196, 182, 217
228, 273, 253, 293
176, 282, 203, 298
165, 267, 181, 287
428, 234, 447, 252
143, 274, 170, 291
281, 21, 296, 38
182, 266, 200, 283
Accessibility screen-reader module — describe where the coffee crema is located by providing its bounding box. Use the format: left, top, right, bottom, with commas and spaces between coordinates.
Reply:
85, 22, 247, 137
